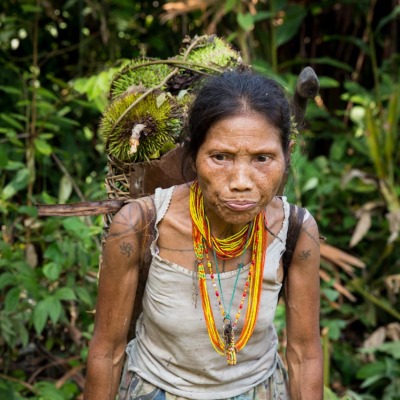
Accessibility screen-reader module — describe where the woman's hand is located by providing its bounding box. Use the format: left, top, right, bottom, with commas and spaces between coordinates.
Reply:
285, 213, 323, 400
83, 197, 154, 400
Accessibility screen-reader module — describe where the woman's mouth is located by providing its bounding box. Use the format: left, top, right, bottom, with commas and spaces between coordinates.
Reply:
224, 201, 257, 211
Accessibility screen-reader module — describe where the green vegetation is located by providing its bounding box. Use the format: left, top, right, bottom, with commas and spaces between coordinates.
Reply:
0, 0, 399, 399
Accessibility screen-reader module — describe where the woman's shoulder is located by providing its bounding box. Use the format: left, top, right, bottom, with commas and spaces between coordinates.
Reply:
167, 183, 191, 209
112, 183, 190, 229
152, 184, 191, 245
162, 183, 191, 223
283, 201, 319, 245
111, 195, 156, 234
277, 197, 315, 223
267, 197, 318, 240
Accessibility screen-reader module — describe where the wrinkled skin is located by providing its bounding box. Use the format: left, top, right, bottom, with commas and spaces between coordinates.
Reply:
195, 111, 288, 237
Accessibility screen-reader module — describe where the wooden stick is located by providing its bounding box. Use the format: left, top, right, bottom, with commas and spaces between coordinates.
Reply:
36, 199, 127, 217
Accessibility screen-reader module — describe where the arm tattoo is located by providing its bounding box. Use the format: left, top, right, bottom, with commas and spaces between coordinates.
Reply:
120, 241, 133, 258
299, 249, 311, 261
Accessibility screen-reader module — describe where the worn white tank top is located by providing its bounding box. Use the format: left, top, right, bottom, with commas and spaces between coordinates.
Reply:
125, 186, 291, 399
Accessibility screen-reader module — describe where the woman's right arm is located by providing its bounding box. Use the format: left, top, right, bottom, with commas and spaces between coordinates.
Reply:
83, 198, 154, 400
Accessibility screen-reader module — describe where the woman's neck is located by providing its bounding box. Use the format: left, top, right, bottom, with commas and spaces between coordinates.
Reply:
207, 219, 248, 240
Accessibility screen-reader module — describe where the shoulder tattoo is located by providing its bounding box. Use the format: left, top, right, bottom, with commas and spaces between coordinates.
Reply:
120, 241, 134, 258
299, 249, 311, 261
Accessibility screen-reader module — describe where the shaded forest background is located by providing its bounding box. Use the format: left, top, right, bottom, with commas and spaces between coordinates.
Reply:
0, 0, 399, 399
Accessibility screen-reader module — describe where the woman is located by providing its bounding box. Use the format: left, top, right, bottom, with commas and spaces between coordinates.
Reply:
83, 70, 323, 399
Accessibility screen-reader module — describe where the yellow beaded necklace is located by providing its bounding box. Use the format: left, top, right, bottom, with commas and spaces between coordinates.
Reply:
189, 180, 267, 365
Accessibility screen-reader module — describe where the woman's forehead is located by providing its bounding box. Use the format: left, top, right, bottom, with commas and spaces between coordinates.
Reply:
195, 117, 282, 156
205, 113, 280, 139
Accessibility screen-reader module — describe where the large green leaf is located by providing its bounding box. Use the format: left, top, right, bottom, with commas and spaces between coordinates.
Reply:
75, 286, 94, 306
33, 300, 49, 335
323, 386, 341, 399
58, 174, 73, 204
0, 85, 22, 96
224, 0, 237, 13
43, 262, 62, 281
0, 113, 24, 130
44, 243, 63, 265
62, 217, 91, 239
35, 381, 66, 400
356, 360, 386, 379
4, 287, 21, 312
45, 296, 62, 324
376, 5, 400, 33
252, 11, 274, 22
276, 5, 306, 47
0, 379, 18, 400
54, 287, 76, 301
1, 168, 30, 200
21, 4, 42, 13
371, 342, 400, 359
237, 13, 254, 32
0, 146, 8, 168
72, 69, 117, 112
34, 138, 53, 155
0, 272, 17, 289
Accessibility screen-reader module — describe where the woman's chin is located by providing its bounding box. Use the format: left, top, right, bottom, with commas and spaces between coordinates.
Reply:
215, 208, 263, 228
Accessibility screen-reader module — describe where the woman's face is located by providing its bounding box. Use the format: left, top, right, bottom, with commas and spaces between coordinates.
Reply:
195, 111, 287, 232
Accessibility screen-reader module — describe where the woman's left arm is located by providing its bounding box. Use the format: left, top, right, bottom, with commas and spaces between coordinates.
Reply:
285, 213, 323, 400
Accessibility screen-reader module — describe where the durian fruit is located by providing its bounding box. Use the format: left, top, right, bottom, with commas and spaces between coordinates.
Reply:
100, 89, 182, 163
110, 58, 171, 99
109, 36, 243, 99
180, 35, 242, 71
166, 35, 243, 94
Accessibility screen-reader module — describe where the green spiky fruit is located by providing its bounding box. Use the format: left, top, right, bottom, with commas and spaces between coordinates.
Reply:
110, 58, 171, 99
181, 35, 241, 70
100, 90, 182, 163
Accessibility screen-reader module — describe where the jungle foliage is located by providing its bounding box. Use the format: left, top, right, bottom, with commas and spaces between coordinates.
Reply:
0, 0, 399, 399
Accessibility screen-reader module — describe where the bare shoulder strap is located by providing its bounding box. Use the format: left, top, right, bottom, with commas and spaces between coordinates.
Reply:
128, 196, 156, 340
279, 204, 306, 300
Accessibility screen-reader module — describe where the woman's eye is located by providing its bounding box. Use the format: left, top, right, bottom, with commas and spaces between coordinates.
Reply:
213, 154, 226, 161
256, 155, 269, 162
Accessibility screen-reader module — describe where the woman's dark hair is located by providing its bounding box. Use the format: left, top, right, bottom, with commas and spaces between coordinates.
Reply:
183, 70, 292, 168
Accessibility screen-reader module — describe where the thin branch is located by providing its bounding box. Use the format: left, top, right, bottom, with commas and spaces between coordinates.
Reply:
55, 365, 85, 389
27, 356, 81, 384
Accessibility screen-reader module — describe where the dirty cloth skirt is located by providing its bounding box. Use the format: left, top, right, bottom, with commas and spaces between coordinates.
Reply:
118, 356, 290, 400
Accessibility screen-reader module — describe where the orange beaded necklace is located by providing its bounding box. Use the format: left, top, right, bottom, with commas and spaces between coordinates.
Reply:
190, 180, 267, 365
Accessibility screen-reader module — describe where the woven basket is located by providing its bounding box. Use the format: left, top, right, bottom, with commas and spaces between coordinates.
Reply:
103, 144, 196, 229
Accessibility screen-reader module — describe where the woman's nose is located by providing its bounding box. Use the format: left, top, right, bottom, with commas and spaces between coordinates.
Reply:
229, 162, 254, 191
